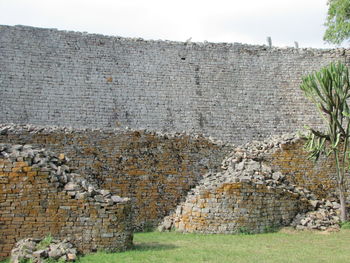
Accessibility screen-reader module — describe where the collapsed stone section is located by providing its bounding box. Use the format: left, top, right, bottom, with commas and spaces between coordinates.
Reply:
0, 124, 230, 230
159, 134, 341, 233
268, 140, 340, 200
10, 238, 77, 263
291, 199, 340, 231
0, 144, 133, 260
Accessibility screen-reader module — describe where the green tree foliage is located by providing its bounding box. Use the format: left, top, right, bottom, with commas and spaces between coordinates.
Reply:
324, 0, 350, 45
300, 62, 350, 222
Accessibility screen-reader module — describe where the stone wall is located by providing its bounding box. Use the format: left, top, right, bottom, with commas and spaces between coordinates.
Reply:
159, 135, 314, 234
0, 124, 230, 230
1, 25, 350, 144
159, 134, 349, 234
268, 140, 339, 200
171, 181, 309, 234
0, 144, 133, 260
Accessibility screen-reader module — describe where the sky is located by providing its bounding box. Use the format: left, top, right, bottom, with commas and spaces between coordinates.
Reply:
0, 0, 345, 49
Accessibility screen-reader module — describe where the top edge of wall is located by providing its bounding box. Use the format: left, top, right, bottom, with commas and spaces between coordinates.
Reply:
0, 123, 231, 146
0, 24, 344, 53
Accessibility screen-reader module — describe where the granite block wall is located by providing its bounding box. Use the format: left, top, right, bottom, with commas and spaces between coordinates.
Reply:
0, 144, 133, 260
0, 125, 230, 230
1, 25, 350, 144
171, 182, 310, 234
166, 134, 312, 234
159, 134, 341, 234
268, 140, 341, 200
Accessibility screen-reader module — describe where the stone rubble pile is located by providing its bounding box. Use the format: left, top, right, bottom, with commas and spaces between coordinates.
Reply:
221, 133, 299, 165
159, 133, 341, 232
219, 133, 341, 230
0, 143, 129, 204
291, 199, 341, 231
10, 238, 77, 263
219, 134, 315, 198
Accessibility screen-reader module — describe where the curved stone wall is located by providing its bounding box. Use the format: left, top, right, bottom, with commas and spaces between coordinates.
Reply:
1, 25, 349, 144
0, 144, 133, 260
171, 181, 309, 234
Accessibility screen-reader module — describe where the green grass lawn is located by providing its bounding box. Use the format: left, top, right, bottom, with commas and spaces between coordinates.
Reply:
80, 229, 350, 263
3, 229, 350, 263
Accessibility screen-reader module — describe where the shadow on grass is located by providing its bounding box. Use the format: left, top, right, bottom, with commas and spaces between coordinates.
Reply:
132, 242, 177, 252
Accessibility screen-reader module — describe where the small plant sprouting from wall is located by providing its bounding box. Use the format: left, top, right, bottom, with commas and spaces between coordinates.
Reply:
36, 234, 53, 250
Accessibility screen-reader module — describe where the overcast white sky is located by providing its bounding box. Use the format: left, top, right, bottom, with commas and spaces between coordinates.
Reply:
0, 0, 345, 48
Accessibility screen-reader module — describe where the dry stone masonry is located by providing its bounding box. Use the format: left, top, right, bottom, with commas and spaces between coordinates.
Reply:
159, 134, 342, 233
0, 132, 346, 260
0, 124, 230, 230
1, 25, 350, 144
0, 143, 133, 260
1, 24, 350, 260
268, 140, 339, 201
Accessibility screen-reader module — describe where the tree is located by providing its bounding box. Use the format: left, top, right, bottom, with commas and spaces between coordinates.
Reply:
324, 0, 350, 45
300, 62, 350, 222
